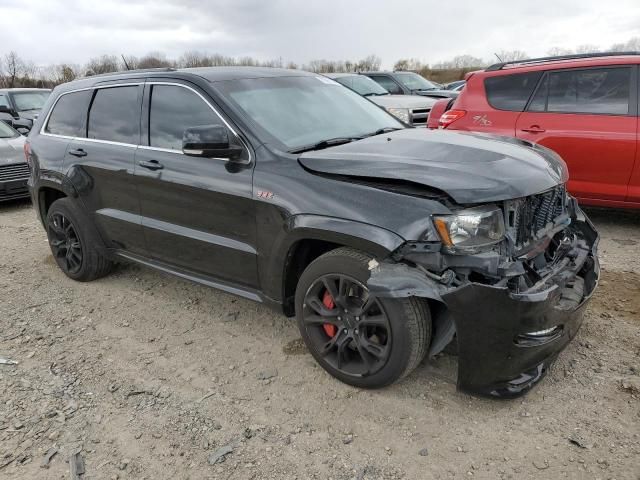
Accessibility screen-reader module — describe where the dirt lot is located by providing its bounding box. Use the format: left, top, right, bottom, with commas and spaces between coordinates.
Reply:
1, 200, 638, 480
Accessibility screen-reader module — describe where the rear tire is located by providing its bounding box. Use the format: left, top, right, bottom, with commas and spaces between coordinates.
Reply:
46, 198, 113, 282
295, 247, 431, 388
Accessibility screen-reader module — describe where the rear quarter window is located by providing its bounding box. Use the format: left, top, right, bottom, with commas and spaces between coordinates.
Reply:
45, 90, 91, 137
484, 72, 543, 111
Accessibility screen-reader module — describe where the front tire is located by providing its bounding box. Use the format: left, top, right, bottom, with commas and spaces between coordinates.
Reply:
46, 198, 113, 282
295, 247, 431, 388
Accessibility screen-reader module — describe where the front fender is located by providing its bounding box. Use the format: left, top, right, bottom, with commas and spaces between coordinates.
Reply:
259, 214, 405, 305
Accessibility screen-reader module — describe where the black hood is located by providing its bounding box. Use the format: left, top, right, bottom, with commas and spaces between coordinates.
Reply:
299, 129, 568, 204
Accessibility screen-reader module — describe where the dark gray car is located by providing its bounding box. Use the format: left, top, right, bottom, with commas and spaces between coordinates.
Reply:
325, 73, 436, 127
362, 71, 459, 99
0, 121, 28, 201
0, 88, 52, 132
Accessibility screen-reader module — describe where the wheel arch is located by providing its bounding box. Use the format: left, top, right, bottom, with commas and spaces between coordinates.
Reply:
266, 215, 405, 316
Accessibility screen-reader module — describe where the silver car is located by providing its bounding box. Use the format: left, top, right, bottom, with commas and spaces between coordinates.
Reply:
325, 73, 437, 127
0, 121, 28, 202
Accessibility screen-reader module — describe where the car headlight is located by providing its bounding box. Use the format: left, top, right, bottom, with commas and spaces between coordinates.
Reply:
433, 205, 505, 253
386, 107, 410, 124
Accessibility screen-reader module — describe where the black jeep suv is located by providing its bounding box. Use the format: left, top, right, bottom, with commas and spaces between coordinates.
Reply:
27, 67, 599, 397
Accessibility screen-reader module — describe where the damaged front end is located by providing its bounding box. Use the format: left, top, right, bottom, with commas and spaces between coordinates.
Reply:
368, 188, 600, 398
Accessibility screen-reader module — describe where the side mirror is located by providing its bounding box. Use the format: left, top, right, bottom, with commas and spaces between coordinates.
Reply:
182, 125, 243, 160
12, 118, 31, 132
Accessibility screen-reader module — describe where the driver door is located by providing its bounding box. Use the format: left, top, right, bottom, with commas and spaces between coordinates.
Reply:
134, 81, 258, 287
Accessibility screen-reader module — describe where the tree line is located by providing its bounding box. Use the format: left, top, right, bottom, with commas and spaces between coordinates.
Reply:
1, 36, 638, 88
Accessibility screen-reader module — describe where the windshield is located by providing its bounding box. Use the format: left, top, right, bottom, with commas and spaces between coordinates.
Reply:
394, 72, 438, 91
0, 121, 19, 138
10, 91, 50, 111
337, 75, 389, 96
216, 76, 403, 151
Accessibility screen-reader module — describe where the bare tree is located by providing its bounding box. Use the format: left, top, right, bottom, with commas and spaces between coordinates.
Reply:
433, 55, 485, 69
546, 47, 573, 57
1, 51, 26, 87
574, 44, 601, 54
85, 55, 121, 76
393, 58, 425, 71
495, 50, 528, 62
136, 52, 173, 69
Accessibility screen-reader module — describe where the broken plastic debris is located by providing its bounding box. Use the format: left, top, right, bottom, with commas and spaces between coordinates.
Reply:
0, 357, 18, 365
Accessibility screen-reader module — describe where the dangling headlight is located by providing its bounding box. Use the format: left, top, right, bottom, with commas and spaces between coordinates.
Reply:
433, 205, 505, 253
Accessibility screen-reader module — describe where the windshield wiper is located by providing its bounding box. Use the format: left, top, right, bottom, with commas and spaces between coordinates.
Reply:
363, 92, 388, 97
289, 137, 359, 154
362, 127, 403, 138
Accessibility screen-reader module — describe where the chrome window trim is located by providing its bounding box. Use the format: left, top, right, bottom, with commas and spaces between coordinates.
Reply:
40, 80, 252, 164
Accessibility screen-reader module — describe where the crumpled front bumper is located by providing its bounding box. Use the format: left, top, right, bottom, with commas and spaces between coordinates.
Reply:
369, 208, 600, 398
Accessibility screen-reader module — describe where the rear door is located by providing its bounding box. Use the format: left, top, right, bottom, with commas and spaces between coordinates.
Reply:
134, 81, 258, 287
63, 83, 146, 253
516, 66, 638, 202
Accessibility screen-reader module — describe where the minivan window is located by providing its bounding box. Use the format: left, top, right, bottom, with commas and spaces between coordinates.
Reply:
149, 85, 222, 150
484, 72, 543, 111
545, 68, 631, 115
0, 94, 10, 108
88, 86, 140, 144
0, 120, 19, 138
45, 90, 91, 137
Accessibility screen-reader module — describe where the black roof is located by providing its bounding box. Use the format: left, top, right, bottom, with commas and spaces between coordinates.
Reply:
59, 66, 315, 89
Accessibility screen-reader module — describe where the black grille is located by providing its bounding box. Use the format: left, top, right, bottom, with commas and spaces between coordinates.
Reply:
509, 185, 566, 246
0, 163, 30, 182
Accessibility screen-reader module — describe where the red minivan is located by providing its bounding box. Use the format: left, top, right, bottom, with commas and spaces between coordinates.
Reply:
428, 53, 640, 209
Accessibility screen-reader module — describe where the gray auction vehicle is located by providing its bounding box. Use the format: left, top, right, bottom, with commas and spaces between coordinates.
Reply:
0, 121, 28, 201
0, 88, 51, 132
363, 71, 459, 99
325, 73, 437, 126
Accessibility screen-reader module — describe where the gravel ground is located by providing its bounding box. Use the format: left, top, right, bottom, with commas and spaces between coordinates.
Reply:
1, 199, 639, 480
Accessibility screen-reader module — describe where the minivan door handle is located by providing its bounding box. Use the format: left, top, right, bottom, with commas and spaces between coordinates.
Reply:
68, 148, 87, 157
521, 125, 546, 133
138, 159, 164, 171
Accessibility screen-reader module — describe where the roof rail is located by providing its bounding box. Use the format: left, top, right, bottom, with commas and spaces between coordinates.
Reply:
485, 51, 640, 71
85, 67, 177, 78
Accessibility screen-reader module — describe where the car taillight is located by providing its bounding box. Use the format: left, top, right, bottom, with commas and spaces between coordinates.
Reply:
438, 109, 466, 129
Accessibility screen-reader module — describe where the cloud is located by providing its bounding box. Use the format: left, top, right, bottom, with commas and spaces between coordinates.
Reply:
1, 0, 639, 68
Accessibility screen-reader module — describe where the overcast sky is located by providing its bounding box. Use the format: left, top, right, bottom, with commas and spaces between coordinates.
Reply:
2, 0, 639, 68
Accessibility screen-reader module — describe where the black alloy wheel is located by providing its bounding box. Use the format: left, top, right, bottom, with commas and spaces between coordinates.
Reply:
47, 212, 83, 275
302, 273, 392, 377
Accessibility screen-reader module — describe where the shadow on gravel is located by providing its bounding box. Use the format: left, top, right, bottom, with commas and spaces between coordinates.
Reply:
0, 197, 32, 212
584, 206, 640, 229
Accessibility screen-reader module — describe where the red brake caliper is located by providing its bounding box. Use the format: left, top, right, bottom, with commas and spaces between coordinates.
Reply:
322, 290, 337, 337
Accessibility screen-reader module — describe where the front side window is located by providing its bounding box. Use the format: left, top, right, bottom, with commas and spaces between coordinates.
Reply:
485, 72, 543, 111
369, 76, 403, 94
545, 68, 631, 115
394, 72, 439, 92
216, 76, 403, 151
0, 94, 10, 108
348, 76, 389, 96
11, 91, 50, 111
149, 85, 223, 150
88, 86, 140, 144
45, 90, 91, 137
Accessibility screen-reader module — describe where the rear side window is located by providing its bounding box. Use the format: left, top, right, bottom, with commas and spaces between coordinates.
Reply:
88, 86, 140, 144
369, 76, 403, 95
149, 85, 223, 150
540, 68, 631, 115
45, 90, 91, 137
484, 72, 542, 111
